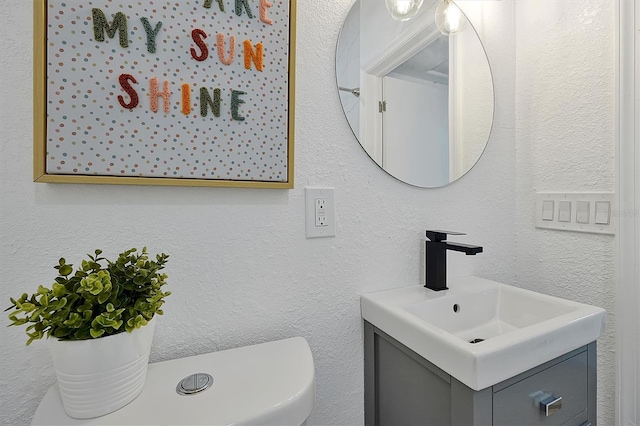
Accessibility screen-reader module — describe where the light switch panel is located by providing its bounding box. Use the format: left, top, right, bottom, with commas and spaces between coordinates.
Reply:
535, 192, 615, 235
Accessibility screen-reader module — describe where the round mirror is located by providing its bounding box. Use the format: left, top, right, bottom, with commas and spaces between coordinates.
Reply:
336, 0, 494, 187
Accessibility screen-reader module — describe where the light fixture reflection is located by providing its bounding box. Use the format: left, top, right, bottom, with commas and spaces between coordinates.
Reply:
385, 0, 424, 21
435, 0, 467, 35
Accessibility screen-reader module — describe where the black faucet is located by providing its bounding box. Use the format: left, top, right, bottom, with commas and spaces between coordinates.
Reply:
425, 230, 483, 291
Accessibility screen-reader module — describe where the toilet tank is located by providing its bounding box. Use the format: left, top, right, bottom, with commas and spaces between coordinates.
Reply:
31, 337, 315, 425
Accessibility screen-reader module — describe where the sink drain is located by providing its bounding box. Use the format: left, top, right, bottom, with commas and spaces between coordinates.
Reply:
469, 338, 485, 344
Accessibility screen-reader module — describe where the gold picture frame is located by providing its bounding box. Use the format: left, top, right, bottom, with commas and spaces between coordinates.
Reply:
33, 0, 295, 188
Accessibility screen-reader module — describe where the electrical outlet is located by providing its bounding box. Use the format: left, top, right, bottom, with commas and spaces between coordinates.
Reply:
305, 188, 335, 238
315, 198, 327, 226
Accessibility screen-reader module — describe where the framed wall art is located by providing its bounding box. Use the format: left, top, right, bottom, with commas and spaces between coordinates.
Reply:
33, 0, 296, 188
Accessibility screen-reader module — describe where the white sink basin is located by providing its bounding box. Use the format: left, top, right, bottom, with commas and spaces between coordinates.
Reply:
360, 276, 606, 391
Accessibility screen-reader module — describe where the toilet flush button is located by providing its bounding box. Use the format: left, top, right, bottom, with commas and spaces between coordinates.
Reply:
196, 374, 210, 388
177, 373, 213, 395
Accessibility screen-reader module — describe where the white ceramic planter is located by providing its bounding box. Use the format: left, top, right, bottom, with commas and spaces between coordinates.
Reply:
49, 318, 156, 419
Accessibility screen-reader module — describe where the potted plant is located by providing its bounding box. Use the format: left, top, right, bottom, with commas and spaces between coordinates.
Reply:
6, 247, 170, 419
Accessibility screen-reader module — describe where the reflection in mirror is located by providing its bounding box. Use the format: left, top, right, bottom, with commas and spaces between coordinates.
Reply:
336, 0, 494, 188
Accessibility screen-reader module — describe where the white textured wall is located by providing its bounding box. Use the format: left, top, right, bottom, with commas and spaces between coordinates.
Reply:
0, 1, 515, 424
514, 1, 616, 425
0, 0, 619, 424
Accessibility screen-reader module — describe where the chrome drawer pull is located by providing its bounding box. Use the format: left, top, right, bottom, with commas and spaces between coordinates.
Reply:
540, 396, 563, 416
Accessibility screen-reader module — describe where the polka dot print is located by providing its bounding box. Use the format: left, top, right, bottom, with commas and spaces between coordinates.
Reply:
46, 0, 291, 182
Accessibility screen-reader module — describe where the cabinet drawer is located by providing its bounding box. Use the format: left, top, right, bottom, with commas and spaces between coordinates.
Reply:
493, 351, 588, 426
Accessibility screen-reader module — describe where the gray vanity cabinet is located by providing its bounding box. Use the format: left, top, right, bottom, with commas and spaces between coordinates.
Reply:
364, 321, 597, 426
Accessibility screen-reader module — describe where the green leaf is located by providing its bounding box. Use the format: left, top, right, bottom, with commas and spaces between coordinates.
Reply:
102, 317, 117, 327
52, 283, 66, 298
19, 303, 35, 312
26, 330, 43, 345
58, 265, 73, 276
97, 291, 110, 304
74, 328, 91, 340
64, 312, 82, 328
77, 302, 93, 313
8, 317, 28, 326
53, 328, 70, 338
134, 314, 147, 328
90, 328, 105, 338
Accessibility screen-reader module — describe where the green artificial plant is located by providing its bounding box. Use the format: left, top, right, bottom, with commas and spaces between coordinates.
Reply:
6, 247, 170, 345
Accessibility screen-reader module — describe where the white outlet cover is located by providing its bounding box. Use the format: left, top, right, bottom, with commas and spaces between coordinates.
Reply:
305, 187, 335, 238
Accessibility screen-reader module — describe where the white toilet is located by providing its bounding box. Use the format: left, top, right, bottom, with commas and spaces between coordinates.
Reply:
31, 337, 315, 425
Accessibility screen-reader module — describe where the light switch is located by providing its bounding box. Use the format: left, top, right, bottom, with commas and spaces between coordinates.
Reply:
576, 201, 590, 224
558, 201, 571, 222
542, 200, 554, 221
594, 201, 611, 225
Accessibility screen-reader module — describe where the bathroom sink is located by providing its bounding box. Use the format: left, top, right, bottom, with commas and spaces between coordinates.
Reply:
360, 276, 606, 391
